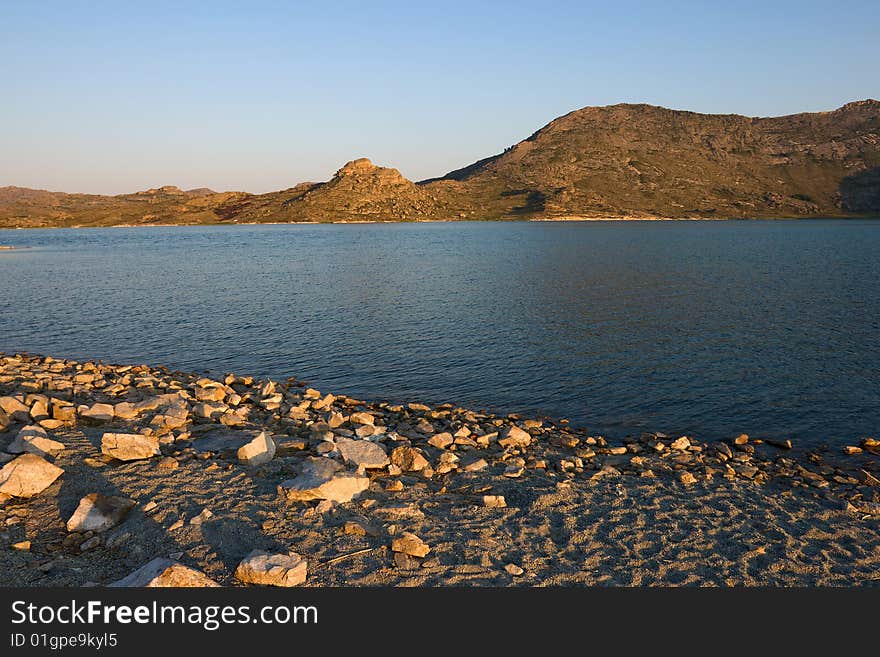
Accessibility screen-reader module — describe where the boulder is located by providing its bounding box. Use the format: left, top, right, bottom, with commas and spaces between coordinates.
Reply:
0, 453, 64, 497
110, 558, 219, 587
6, 425, 65, 457
390, 446, 429, 472
101, 433, 160, 461
66, 493, 135, 533
337, 437, 389, 469
280, 457, 369, 503
234, 550, 308, 587
499, 425, 532, 448
237, 431, 276, 466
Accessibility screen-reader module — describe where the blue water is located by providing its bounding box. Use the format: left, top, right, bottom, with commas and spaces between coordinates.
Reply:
1, 220, 878, 447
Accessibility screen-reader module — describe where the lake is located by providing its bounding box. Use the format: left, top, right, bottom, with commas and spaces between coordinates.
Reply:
1, 220, 878, 448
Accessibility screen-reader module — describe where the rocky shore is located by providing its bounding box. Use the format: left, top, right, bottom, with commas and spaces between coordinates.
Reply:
1, 353, 878, 586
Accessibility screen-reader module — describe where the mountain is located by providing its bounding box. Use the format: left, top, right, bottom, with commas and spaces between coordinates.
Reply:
2, 100, 878, 227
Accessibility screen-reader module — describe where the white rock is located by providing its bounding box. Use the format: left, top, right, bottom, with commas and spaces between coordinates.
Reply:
499, 425, 532, 448
0, 453, 64, 498
66, 493, 135, 533
337, 437, 389, 469
280, 457, 369, 503
237, 431, 276, 466
101, 433, 160, 461
234, 550, 307, 587
79, 403, 115, 422
109, 558, 219, 587
6, 425, 65, 457
0, 396, 31, 421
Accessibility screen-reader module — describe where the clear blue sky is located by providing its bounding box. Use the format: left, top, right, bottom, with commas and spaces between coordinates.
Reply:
2, 0, 878, 194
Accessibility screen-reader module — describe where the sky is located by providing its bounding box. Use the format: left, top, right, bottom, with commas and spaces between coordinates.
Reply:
1, 0, 878, 195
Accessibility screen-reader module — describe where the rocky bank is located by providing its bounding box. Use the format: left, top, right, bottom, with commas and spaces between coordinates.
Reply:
1, 353, 878, 586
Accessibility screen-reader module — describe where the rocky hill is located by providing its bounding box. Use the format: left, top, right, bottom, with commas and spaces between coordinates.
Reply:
2, 100, 878, 227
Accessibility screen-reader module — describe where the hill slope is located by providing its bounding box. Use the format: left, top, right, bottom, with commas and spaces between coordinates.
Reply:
2, 100, 878, 227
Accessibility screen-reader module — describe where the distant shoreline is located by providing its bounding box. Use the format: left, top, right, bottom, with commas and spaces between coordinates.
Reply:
1, 215, 876, 231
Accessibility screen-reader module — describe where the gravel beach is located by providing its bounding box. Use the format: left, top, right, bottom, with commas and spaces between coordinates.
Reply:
1, 353, 878, 587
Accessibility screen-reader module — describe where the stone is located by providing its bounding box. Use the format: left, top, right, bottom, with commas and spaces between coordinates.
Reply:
670, 436, 691, 450
428, 432, 454, 449
110, 558, 220, 587
342, 520, 367, 536
355, 424, 376, 438
234, 550, 307, 587
156, 457, 179, 470
327, 411, 346, 428
0, 453, 64, 497
504, 464, 525, 478
66, 493, 135, 533
390, 446, 429, 472
0, 408, 8, 432
462, 458, 488, 472
349, 411, 375, 426
312, 394, 335, 411
766, 438, 793, 450
189, 508, 214, 525
29, 399, 49, 421
505, 563, 524, 576
0, 396, 30, 422
408, 403, 431, 412
194, 386, 226, 403
499, 425, 531, 448
482, 495, 507, 508
237, 431, 276, 466
453, 426, 472, 439
280, 457, 369, 503
394, 552, 421, 570
416, 418, 435, 434
844, 446, 863, 455
337, 437, 389, 469
678, 471, 698, 485
12, 540, 31, 551
6, 425, 65, 457
733, 434, 749, 445
101, 433, 160, 461
607, 446, 628, 455
435, 452, 459, 473
112, 402, 139, 420
52, 404, 76, 423
79, 403, 115, 422
391, 532, 430, 557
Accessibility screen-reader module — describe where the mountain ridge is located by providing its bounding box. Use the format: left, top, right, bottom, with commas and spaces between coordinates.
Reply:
2, 100, 879, 227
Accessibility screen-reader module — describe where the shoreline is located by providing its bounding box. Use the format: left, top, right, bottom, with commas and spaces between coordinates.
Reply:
1, 215, 875, 231
1, 352, 878, 586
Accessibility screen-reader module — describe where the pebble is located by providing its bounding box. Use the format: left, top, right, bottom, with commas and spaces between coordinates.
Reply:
504, 563, 524, 576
